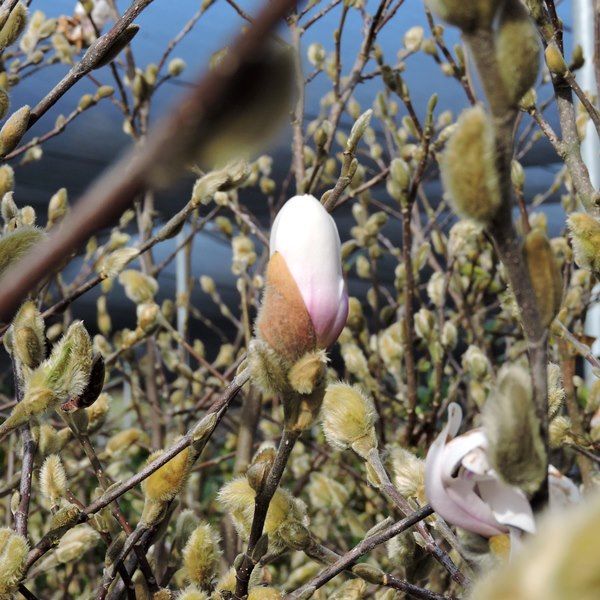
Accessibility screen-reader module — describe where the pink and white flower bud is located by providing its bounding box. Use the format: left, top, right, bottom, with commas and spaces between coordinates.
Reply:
425, 403, 536, 539
257, 194, 348, 359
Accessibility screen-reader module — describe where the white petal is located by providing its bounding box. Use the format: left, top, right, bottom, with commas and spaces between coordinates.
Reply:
478, 479, 536, 534
549, 465, 581, 510
270, 195, 347, 346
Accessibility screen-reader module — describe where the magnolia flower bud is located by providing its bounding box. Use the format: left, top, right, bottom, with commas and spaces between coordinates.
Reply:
545, 42, 568, 75
118, 269, 158, 303
568, 212, 600, 278
321, 383, 377, 458
523, 229, 562, 327
182, 523, 221, 586
441, 106, 501, 224
462, 344, 490, 379
0, 2, 27, 52
39, 454, 67, 506
257, 195, 348, 360
483, 365, 546, 494
0, 528, 28, 596
0, 105, 30, 156
0, 165, 14, 199
142, 446, 192, 524
425, 403, 535, 538
218, 477, 308, 551
495, 0, 540, 105
0, 225, 44, 277
426, 0, 500, 32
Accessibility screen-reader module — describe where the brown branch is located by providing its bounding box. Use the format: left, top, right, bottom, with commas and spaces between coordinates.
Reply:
0, 0, 299, 323
285, 505, 434, 599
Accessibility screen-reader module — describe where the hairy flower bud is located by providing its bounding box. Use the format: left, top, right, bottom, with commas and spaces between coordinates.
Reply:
118, 269, 158, 303
545, 42, 568, 75
0, 225, 44, 277
39, 454, 67, 506
495, 0, 540, 104
0, 528, 28, 596
257, 195, 348, 360
523, 229, 562, 327
0, 105, 30, 156
568, 213, 600, 278
0, 2, 27, 52
182, 522, 221, 586
441, 106, 501, 224
321, 383, 377, 458
482, 365, 546, 494
426, 0, 501, 32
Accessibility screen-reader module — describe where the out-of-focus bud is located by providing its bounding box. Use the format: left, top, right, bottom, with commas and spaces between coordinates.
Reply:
426, 0, 500, 32
495, 0, 540, 105
118, 269, 158, 303
0, 88, 9, 121
47, 187, 68, 225
10, 300, 44, 370
545, 42, 568, 75
0, 2, 27, 52
462, 344, 490, 379
403, 26, 424, 51
168, 57, 186, 77
0, 105, 30, 156
0, 165, 14, 199
441, 106, 501, 224
307, 42, 326, 67
256, 195, 348, 360
523, 229, 562, 327
321, 382, 377, 458
483, 364, 546, 494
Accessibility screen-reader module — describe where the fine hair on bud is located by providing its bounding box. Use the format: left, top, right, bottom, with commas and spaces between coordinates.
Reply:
288, 349, 328, 395
0, 2, 27, 52
0, 105, 30, 156
0, 528, 28, 596
11, 299, 45, 370
39, 454, 67, 506
182, 522, 221, 586
321, 382, 378, 459
0, 226, 45, 277
568, 213, 600, 278
142, 445, 192, 505
426, 0, 500, 32
482, 364, 546, 494
441, 106, 501, 224
118, 269, 159, 303
523, 229, 563, 327
248, 588, 282, 600
217, 477, 308, 551
495, 0, 540, 104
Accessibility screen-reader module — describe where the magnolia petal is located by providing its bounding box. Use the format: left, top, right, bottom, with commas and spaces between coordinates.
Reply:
445, 479, 507, 537
440, 430, 488, 482
478, 479, 536, 534
549, 465, 581, 509
425, 403, 505, 537
270, 195, 348, 348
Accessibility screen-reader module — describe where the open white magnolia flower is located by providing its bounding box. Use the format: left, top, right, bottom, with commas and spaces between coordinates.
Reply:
425, 402, 536, 539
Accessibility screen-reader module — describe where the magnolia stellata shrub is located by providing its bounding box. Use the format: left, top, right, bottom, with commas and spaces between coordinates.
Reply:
0, 0, 599, 599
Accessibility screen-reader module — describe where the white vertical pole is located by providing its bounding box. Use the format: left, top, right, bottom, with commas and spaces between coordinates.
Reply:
176, 225, 190, 365
574, 0, 600, 381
